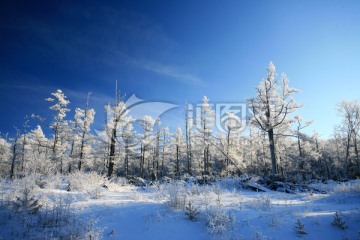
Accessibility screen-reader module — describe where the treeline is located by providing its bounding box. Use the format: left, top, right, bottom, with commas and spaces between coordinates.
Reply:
0, 63, 359, 181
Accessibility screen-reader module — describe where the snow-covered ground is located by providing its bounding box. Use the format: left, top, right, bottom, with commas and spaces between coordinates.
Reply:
0, 174, 359, 240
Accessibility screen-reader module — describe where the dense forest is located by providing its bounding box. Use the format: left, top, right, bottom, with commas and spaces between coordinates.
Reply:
1, 62, 359, 182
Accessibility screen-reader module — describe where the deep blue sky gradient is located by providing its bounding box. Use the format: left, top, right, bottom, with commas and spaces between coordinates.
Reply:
1, 0, 360, 138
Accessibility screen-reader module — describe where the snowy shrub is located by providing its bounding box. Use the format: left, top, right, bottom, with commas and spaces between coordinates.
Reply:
216, 193, 222, 207
168, 187, 187, 209
86, 186, 104, 199
189, 183, 202, 195
39, 198, 72, 229
332, 212, 347, 230
13, 187, 41, 214
185, 198, 200, 221
330, 180, 360, 203
205, 206, 236, 238
333, 181, 360, 194
37, 198, 103, 239
43, 174, 65, 190
294, 219, 307, 237
268, 212, 281, 227
247, 195, 271, 211
252, 231, 270, 240
68, 171, 108, 192
0, 194, 103, 240
160, 180, 187, 209
109, 177, 130, 186
11, 174, 39, 192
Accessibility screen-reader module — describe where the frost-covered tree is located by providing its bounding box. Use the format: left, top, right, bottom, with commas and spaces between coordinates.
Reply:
248, 62, 301, 175
121, 122, 136, 177
172, 128, 185, 177
293, 116, 312, 160
336, 99, 360, 177
0, 135, 11, 177
74, 93, 95, 171
19, 119, 30, 173
159, 127, 171, 177
196, 96, 215, 175
150, 118, 160, 180
105, 100, 133, 178
26, 125, 52, 175
10, 128, 21, 179
185, 102, 193, 175
46, 89, 70, 172
219, 112, 243, 176
139, 116, 155, 178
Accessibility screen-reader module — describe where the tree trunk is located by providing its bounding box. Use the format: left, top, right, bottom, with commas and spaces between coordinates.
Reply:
268, 128, 277, 175
10, 137, 18, 179
185, 107, 192, 176
203, 147, 209, 175
352, 135, 360, 176
140, 144, 145, 178
59, 156, 63, 174
124, 141, 129, 177
344, 131, 351, 177
78, 129, 86, 171
297, 135, 303, 158
21, 128, 27, 172
53, 122, 59, 155
186, 129, 191, 175
108, 128, 116, 178
176, 145, 180, 177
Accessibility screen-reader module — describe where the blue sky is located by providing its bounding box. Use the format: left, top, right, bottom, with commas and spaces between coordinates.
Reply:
0, 0, 359, 139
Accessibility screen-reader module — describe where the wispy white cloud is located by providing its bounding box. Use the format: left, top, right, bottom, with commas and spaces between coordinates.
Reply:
130, 59, 204, 86
0, 81, 112, 106
1, 3, 205, 88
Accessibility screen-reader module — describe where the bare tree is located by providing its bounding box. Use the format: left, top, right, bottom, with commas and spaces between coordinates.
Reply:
336, 100, 360, 177
293, 116, 312, 159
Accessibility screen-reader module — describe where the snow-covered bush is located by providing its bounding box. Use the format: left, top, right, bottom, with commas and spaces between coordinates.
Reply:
38, 199, 103, 239
205, 206, 236, 238
13, 187, 41, 214
294, 219, 307, 237
332, 212, 347, 230
168, 184, 187, 209
11, 174, 39, 191
159, 180, 188, 209
0, 189, 103, 240
86, 186, 104, 199
268, 212, 281, 227
108, 177, 130, 187
68, 171, 108, 192
185, 198, 200, 221
41, 174, 65, 190
330, 180, 360, 203
333, 180, 360, 194
246, 195, 271, 211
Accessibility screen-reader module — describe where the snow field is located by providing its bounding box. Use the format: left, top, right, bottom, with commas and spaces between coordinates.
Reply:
0, 173, 359, 240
